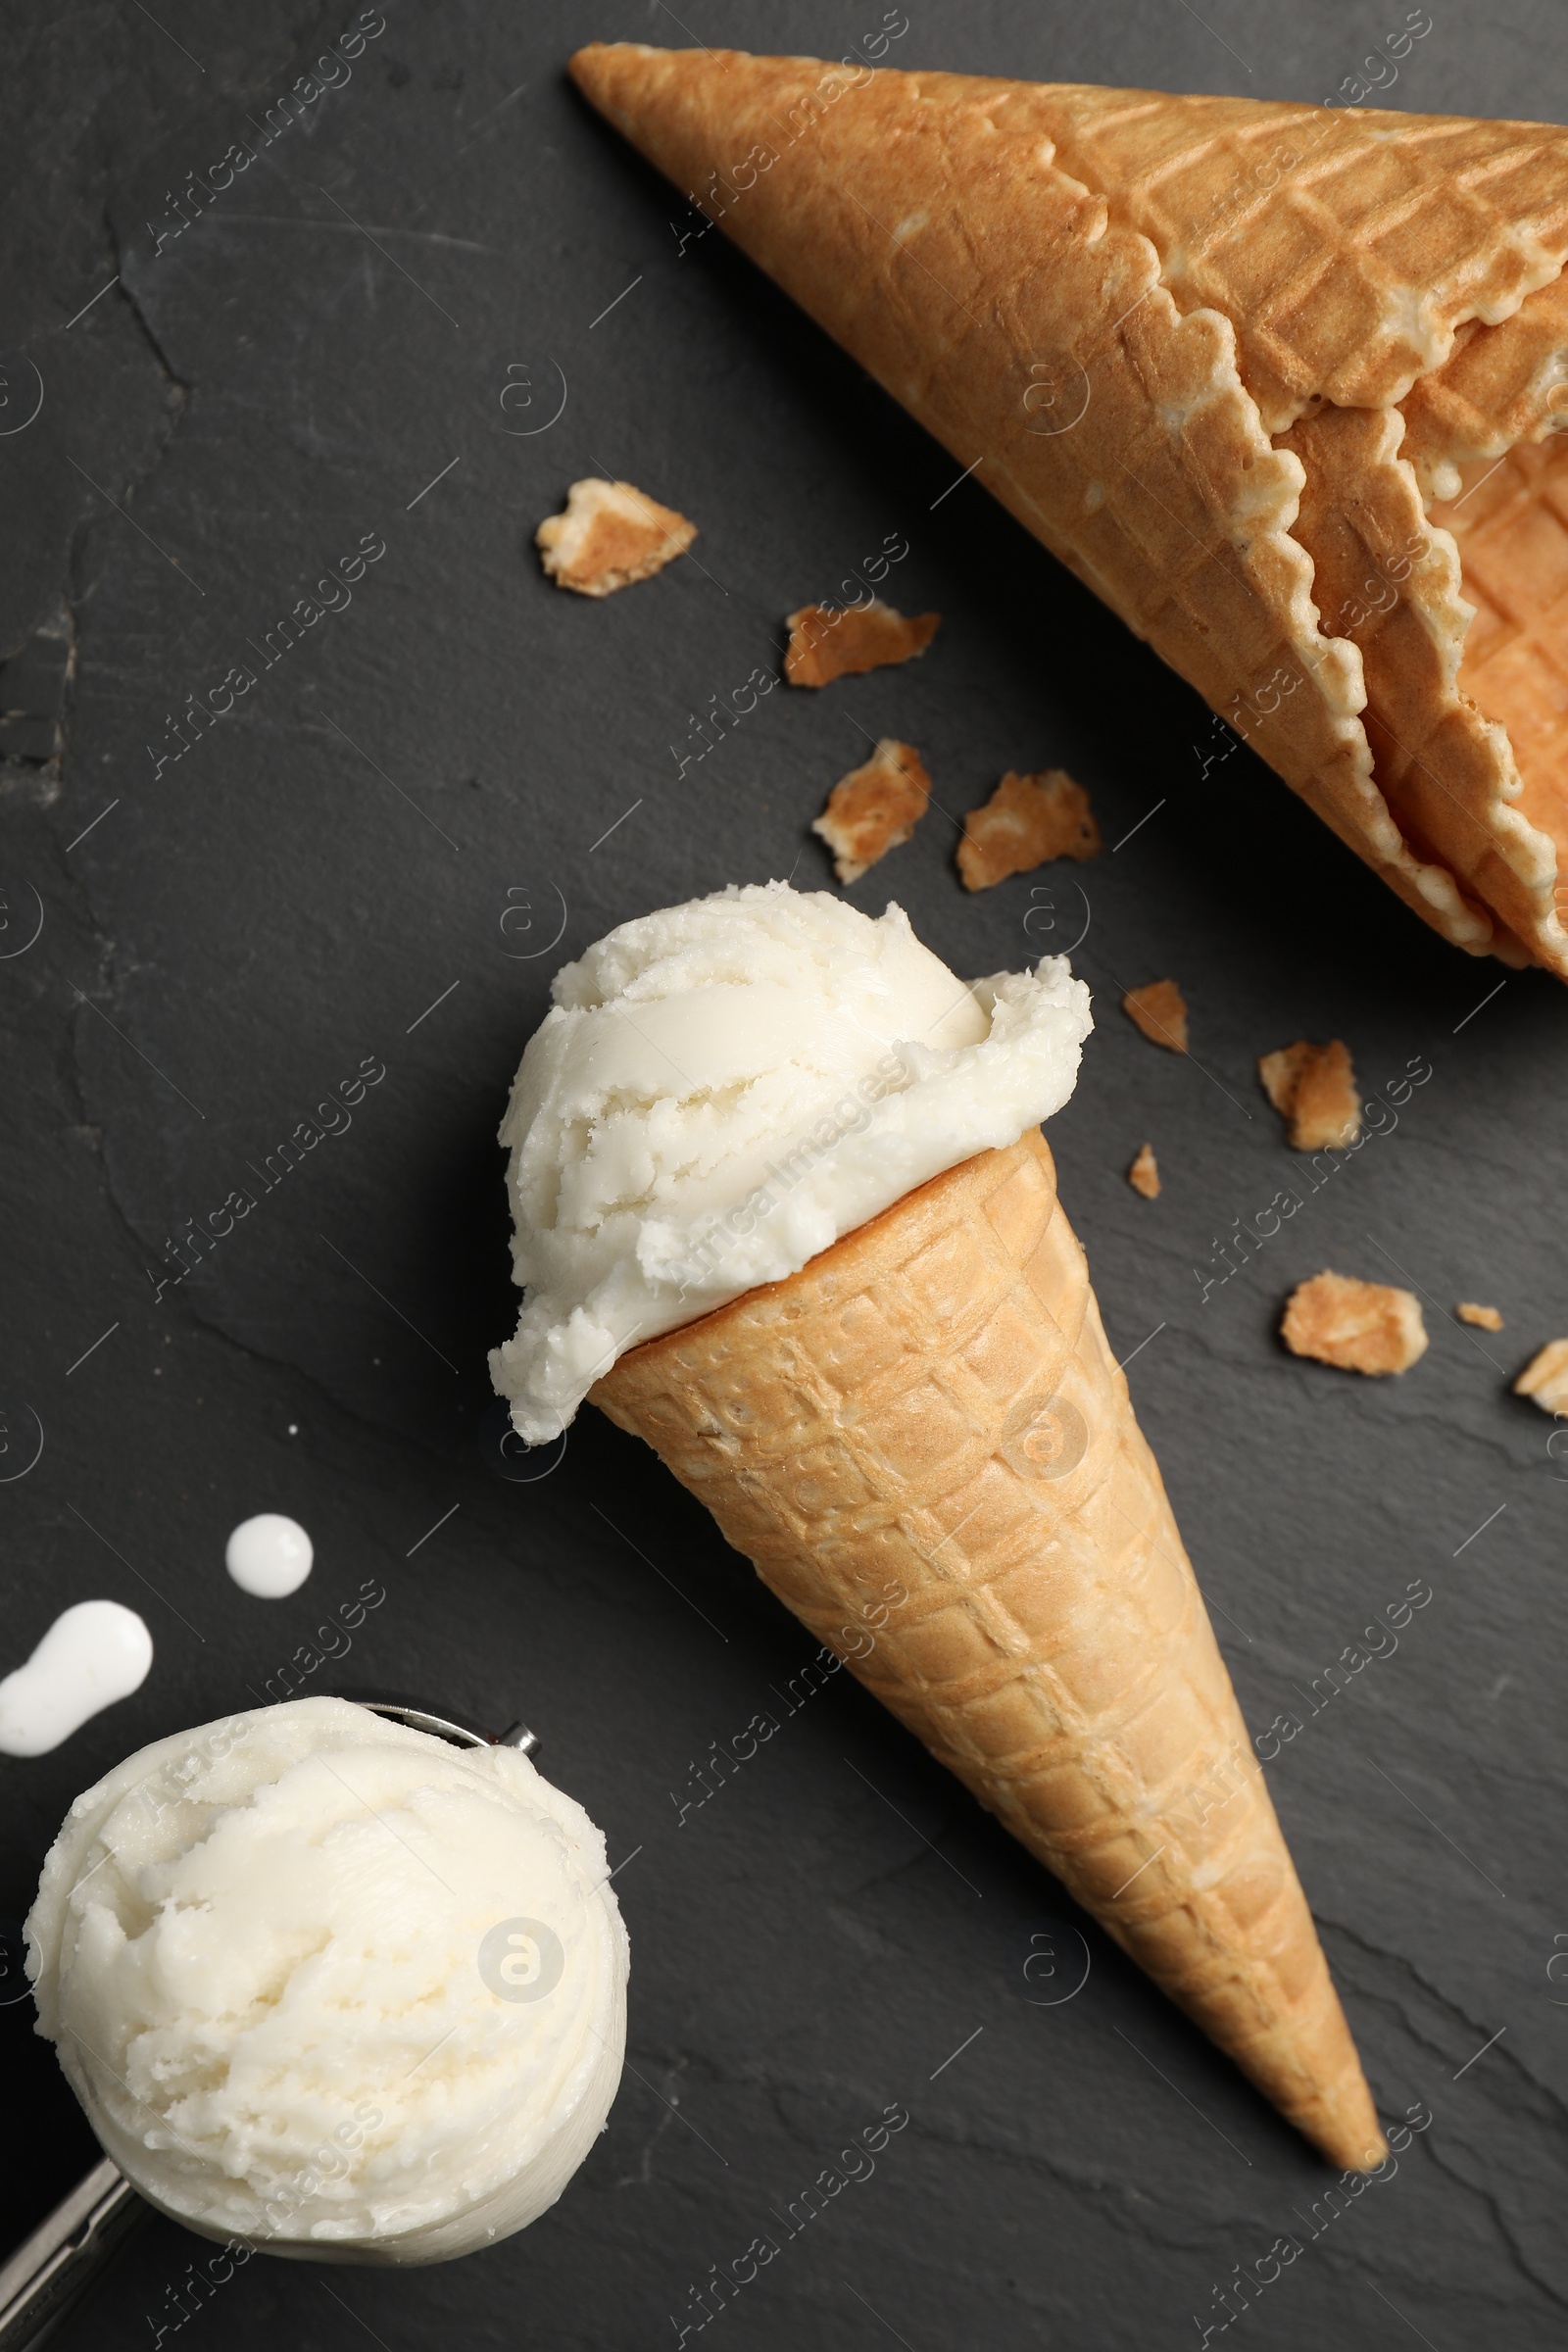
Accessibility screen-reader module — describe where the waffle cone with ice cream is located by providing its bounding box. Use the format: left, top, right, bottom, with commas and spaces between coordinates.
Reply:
570, 42, 1568, 974
490, 884, 1384, 2168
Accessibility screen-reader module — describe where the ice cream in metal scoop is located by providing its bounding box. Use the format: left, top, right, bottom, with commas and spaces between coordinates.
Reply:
7, 1691, 625, 2337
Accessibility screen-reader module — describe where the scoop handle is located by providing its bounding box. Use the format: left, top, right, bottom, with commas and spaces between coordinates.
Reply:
0, 2157, 145, 2349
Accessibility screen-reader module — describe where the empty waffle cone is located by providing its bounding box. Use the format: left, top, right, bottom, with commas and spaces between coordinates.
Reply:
570, 44, 1568, 973
593, 1130, 1384, 2170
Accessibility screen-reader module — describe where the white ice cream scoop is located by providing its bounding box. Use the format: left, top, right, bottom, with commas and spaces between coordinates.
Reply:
489, 878, 1092, 1442
2, 1692, 626, 2342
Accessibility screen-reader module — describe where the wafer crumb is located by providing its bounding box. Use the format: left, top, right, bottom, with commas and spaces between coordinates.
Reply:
811, 739, 931, 884
1123, 980, 1188, 1054
1457, 1301, 1504, 1332
1515, 1339, 1568, 1414
1281, 1271, 1429, 1376
1258, 1039, 1361, 1150
956, 767, 1101, 890
784, 600, 940, 688
536, 477, 695, 596
1127, 1144, 1160, 1199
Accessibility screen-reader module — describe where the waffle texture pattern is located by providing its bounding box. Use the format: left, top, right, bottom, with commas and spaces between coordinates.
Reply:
595, 1133, 1384, 2168
571, 44, 1568, 974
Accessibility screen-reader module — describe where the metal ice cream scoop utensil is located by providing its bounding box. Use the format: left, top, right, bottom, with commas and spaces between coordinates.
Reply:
0, 1695, 538, 2351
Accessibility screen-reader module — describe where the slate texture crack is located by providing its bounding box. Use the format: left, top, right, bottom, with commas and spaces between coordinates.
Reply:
108, 217, 194, 408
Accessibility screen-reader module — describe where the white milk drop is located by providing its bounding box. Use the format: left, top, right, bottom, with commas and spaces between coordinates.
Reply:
225, 1513, 314, 1597
0, 1601, 153, 1758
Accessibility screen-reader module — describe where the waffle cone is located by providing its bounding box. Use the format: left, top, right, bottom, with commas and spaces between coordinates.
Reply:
593, 1132, 1384, 2169
570, 44, 1568, 973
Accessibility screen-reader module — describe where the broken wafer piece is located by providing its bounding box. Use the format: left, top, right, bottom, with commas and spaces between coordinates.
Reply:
1515, 1339, 1568, 1413
1127, 1144, 1160, 1200
1258, 1040, 1362, 1151
956, 767, 1101, 891
784, 599, 940, 688
1282, 1272, 1429, 1376
1123, 980, 1188, 1054
535, 477, 696, 596
811, 738, 931, 885
1457, 1301, 1504, 1331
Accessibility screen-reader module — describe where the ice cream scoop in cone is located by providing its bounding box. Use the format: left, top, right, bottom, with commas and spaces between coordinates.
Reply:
570, 43, 1568, 976
490, 884, 1384, 2167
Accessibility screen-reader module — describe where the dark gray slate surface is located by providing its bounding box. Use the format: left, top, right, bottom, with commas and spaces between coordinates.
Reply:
3, 3, 1566, 2345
